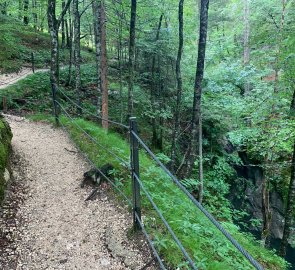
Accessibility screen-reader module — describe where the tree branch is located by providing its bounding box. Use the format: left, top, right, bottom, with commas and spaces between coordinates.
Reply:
79, 0, 95, 18
58, 0, 72, 27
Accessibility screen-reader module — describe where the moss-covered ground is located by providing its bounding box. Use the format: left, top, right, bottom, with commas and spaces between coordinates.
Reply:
0, 115, 12, 202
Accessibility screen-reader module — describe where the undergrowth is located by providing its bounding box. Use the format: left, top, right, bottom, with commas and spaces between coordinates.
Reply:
0, 15, 94, 73
28, 113, 288, 270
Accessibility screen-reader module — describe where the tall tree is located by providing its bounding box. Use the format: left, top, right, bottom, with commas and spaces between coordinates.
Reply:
100, 0, 108, 129
151, 13, 163, 149
184, 0, 209, 203
127, 0, 137, 118
279, 89, 295, 256
47, 0, 72, 120
171, 0, 184, 171
73, 0, 82, 113
23, 0, 29, 24
92, 0, 101, 115
243, 0, 250, 94
61, 0, 66, 48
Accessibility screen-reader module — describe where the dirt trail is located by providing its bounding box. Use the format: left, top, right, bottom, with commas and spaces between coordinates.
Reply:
0, 115, 154, 270
0, 68, 48, 90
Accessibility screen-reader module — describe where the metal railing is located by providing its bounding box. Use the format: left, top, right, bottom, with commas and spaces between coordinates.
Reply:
52, 89, 264, 270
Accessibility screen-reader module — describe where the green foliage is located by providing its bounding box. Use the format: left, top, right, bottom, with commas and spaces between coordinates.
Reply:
32, 114, 285, 270
0, 116, 12, 202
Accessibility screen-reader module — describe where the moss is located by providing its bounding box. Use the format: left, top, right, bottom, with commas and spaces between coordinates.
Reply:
0, 115, 12, 202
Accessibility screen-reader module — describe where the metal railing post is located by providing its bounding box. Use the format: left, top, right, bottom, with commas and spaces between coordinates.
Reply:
31, 52, 35, 73
129, 117, 141, 230
52, 83, 59, 125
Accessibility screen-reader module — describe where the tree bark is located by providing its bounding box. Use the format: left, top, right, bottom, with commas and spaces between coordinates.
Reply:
100, 0, 108, 129
243, 0, 250, 95
73, 0, 82, 114
48, 0, 72, 117
92, 0, 101, 115
127, 0, 137, 118
279, 89, 295, 256
18, 0, 22, 19
184, 0, 209, 181
150, 13, 163, 149
61, 1, 66, 48
171, 0, 184, 172
24, 0, 29, 25
261, 157, 272, 247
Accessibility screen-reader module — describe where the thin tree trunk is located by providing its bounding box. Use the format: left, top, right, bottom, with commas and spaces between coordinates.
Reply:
273, 0, 287, 96
243, 0, 250, 95
18, 0, 22, 19
198, 114, 203, 203
261, 156, 272, 247
48, 0, 59, 119
48, 0, 72, 116
184, 0, 209, 180
117, 2, 124, 122
61, 1, 66, 48
65, 12, 70, 48
24, 0, 29, 24
171, 0, 184, 171
127, 0, 137, 118
66, 3, 73, 85
100, 0, 108, 129
73, 0, 82, 114
151, 13, 163, 149
279, 89, 295, 256
92, 0, 101, 116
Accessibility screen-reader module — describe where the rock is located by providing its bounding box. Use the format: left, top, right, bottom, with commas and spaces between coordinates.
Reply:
4, 168, 10, 183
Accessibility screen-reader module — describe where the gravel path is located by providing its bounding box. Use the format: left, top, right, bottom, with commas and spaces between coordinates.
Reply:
0, 69, 48, 89
0, 115, 154, 270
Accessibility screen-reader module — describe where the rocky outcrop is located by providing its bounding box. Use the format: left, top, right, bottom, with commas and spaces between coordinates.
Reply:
230, 151, 285, 240
0, 114, 12, 202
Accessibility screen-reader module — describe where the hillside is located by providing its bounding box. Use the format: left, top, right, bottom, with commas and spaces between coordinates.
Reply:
0, 0, 294, 269
0, 15, 93, 74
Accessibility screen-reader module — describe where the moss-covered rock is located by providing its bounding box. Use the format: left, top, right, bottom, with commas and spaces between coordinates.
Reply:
0, 114, 12, 202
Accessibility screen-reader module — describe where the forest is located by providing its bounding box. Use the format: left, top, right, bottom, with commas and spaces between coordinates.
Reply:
0, 0, 294, 269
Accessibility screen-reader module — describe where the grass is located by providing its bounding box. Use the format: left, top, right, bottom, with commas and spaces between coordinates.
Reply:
0, 62, 288, 269
0, 15, 94, 74
28, 113, 288, 270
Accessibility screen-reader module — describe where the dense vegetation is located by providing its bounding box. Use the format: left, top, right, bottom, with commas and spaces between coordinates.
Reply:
0, 0, 294, 269
0, 116, 12, 202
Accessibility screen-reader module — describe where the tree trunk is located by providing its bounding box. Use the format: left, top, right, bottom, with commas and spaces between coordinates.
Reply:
73, 0, 82, 114
118, 5, 123, 123
279, 89, 295, 256
66, 3, 73, 85
92, 0, 101, 116
18, 0, 22, 19
151, 13, 163, 149
171, 0, 184, 171
261, 156, 272, 247
273, 0, 287, 96
61, 1, 66, 48
48, 0, 72, 117
184, 0, 209, 180
24, 0, 29, 24
48, 0, 59, 120
127, 0, 137, 118
100, 0, 108, 129
243, 0, 250, 95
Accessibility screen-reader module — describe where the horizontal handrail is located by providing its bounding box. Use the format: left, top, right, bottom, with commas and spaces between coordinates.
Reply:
131, 130, 264, 270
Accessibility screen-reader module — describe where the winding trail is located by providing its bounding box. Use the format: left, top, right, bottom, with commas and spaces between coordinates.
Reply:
0, 115, 153, 270
0, 68, 48, 90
